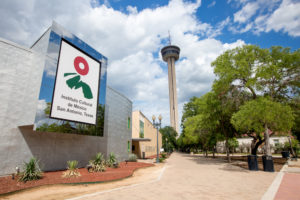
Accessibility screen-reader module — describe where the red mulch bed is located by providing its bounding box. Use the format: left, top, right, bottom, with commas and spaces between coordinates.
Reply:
0, 162, 153, 195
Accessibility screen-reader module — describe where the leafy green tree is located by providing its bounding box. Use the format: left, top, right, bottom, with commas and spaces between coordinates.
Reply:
212, 45, 299, 101
290, 96, 300, 140
160, 126, 177, 152
212, 45, 265, 99
256, 46, 300, 100
181, 96, 202, 126
212, 45, 299, 154
181, 92, 239, 161
231, 98, 294, 156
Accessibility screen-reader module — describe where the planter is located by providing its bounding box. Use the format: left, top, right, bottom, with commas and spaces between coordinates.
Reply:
247, 155, 258, 171
262, 155, 274, 172
281, 151, 290, 158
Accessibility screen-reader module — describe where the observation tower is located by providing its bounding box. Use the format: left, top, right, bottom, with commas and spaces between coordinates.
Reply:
161, 43, 180, 133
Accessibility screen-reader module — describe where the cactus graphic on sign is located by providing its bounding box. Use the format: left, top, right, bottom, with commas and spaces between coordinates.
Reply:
64, 56, 93, 99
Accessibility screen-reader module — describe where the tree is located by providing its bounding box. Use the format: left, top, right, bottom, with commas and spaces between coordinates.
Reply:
212, 45, 265, 100
181, 92, 238, 161
290, 96, 300, 140
231, 98, 294, 156
212, 45, 299, 101
160, 126, 177, 152
212, 45, 299, 155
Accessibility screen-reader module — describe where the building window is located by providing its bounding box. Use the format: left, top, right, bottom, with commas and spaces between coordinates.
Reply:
128, 141, 131, 153
128, 117, 130, 129
139, 120, 144, 138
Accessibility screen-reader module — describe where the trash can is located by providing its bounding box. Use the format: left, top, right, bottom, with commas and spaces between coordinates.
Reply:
281, 151, 290, 158
247, 155, 258, 171
262, 155, 274, 172
142, 152, 145, 159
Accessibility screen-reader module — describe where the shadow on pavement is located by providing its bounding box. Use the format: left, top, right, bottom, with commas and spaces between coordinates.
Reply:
180, 153, 250, 173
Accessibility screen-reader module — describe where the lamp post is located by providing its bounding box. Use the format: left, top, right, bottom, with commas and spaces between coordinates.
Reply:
152, 114, 162, 163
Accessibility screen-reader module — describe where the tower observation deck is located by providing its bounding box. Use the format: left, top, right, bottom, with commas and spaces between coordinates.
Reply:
161, 45, 180, 134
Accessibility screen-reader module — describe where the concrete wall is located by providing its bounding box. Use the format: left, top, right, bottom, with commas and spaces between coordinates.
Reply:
18, 125, 107, 172
0, 38, 45, 175
105, 86, 132, 161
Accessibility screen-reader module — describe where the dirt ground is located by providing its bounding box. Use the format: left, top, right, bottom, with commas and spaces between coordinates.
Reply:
1, 153, 278, 200
0, 162, 154, 198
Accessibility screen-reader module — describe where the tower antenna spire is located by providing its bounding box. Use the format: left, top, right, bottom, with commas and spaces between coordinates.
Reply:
168, 30, 171, 45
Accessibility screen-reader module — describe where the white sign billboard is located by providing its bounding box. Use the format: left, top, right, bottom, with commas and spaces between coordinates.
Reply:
50, 39, 101, 125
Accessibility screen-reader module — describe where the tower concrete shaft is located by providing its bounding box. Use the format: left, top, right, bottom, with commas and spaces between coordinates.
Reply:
161, 45, 180, 134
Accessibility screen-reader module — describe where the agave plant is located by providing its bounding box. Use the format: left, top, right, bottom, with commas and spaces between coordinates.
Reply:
89, 152, 106, 172
62, 160, 81, 178
106, 152, 118, 168
18, 157, 42, 182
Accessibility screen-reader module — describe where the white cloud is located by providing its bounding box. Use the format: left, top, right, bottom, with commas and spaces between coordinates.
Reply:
265, 0, 300, 37
0, 0, 245, 131
229, 0, 299, 37
234, 2, 259, 23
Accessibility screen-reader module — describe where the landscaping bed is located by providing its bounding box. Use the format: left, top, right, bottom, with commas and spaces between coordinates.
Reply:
0, 162, 153, 195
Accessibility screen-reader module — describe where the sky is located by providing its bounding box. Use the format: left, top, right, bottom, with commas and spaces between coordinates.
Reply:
0, 0, 299, 131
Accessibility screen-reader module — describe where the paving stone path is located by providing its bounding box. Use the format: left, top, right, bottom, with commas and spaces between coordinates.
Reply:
67, 153, 277, 200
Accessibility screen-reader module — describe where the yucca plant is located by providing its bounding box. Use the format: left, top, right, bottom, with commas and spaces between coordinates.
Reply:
62, 160, 81, 178
89, 152, 106, 172
18, 157, 42, 182
106, 152, 118, 168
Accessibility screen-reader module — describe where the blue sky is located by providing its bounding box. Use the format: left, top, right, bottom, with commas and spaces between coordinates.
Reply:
0, 0, 299, 130
104, 0, 300, 49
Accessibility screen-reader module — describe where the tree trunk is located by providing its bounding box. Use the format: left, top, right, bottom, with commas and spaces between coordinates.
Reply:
205, 149, 208, 157
288, 136, 296, 158
250, 135, 265, 155
264, 124, 271, 156
213, 145, 216, 158
225, 138, 231, 162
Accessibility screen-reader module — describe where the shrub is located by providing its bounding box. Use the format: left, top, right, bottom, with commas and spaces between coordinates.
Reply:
62, 160, 81, 178
128, 154, 137, 162
18, 157, 42, 182
89, 152, 106, 172
106, 152, 118, 168
228, 138, 239, 153
274, 143, 284, 154
284, 139, 300, 154
159, 157, 165, 163
161, 153, 167, 159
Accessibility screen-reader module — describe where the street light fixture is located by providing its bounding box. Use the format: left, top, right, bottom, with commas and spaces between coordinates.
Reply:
152, 114, 162, 163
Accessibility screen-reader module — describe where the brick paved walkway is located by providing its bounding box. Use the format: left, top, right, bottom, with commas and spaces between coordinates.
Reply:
274, 173, 300, 200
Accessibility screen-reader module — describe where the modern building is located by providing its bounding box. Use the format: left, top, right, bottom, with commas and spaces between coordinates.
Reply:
131, 110, 162, 159
161, 45, 180, 133
0, 22, 132, 176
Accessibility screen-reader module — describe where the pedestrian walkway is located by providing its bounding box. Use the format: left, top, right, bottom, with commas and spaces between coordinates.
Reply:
4, 153, 296, 200
262, 159, 300, 200
274, 173, 300, 200
274, 159, 300, 200
67, 153, 276, 200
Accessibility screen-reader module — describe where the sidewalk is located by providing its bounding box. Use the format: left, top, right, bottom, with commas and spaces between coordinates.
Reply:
275, 159, 300, 200
263, 159, 300, 200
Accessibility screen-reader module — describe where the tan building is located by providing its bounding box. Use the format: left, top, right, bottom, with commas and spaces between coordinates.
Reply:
132, 110, 162, 158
